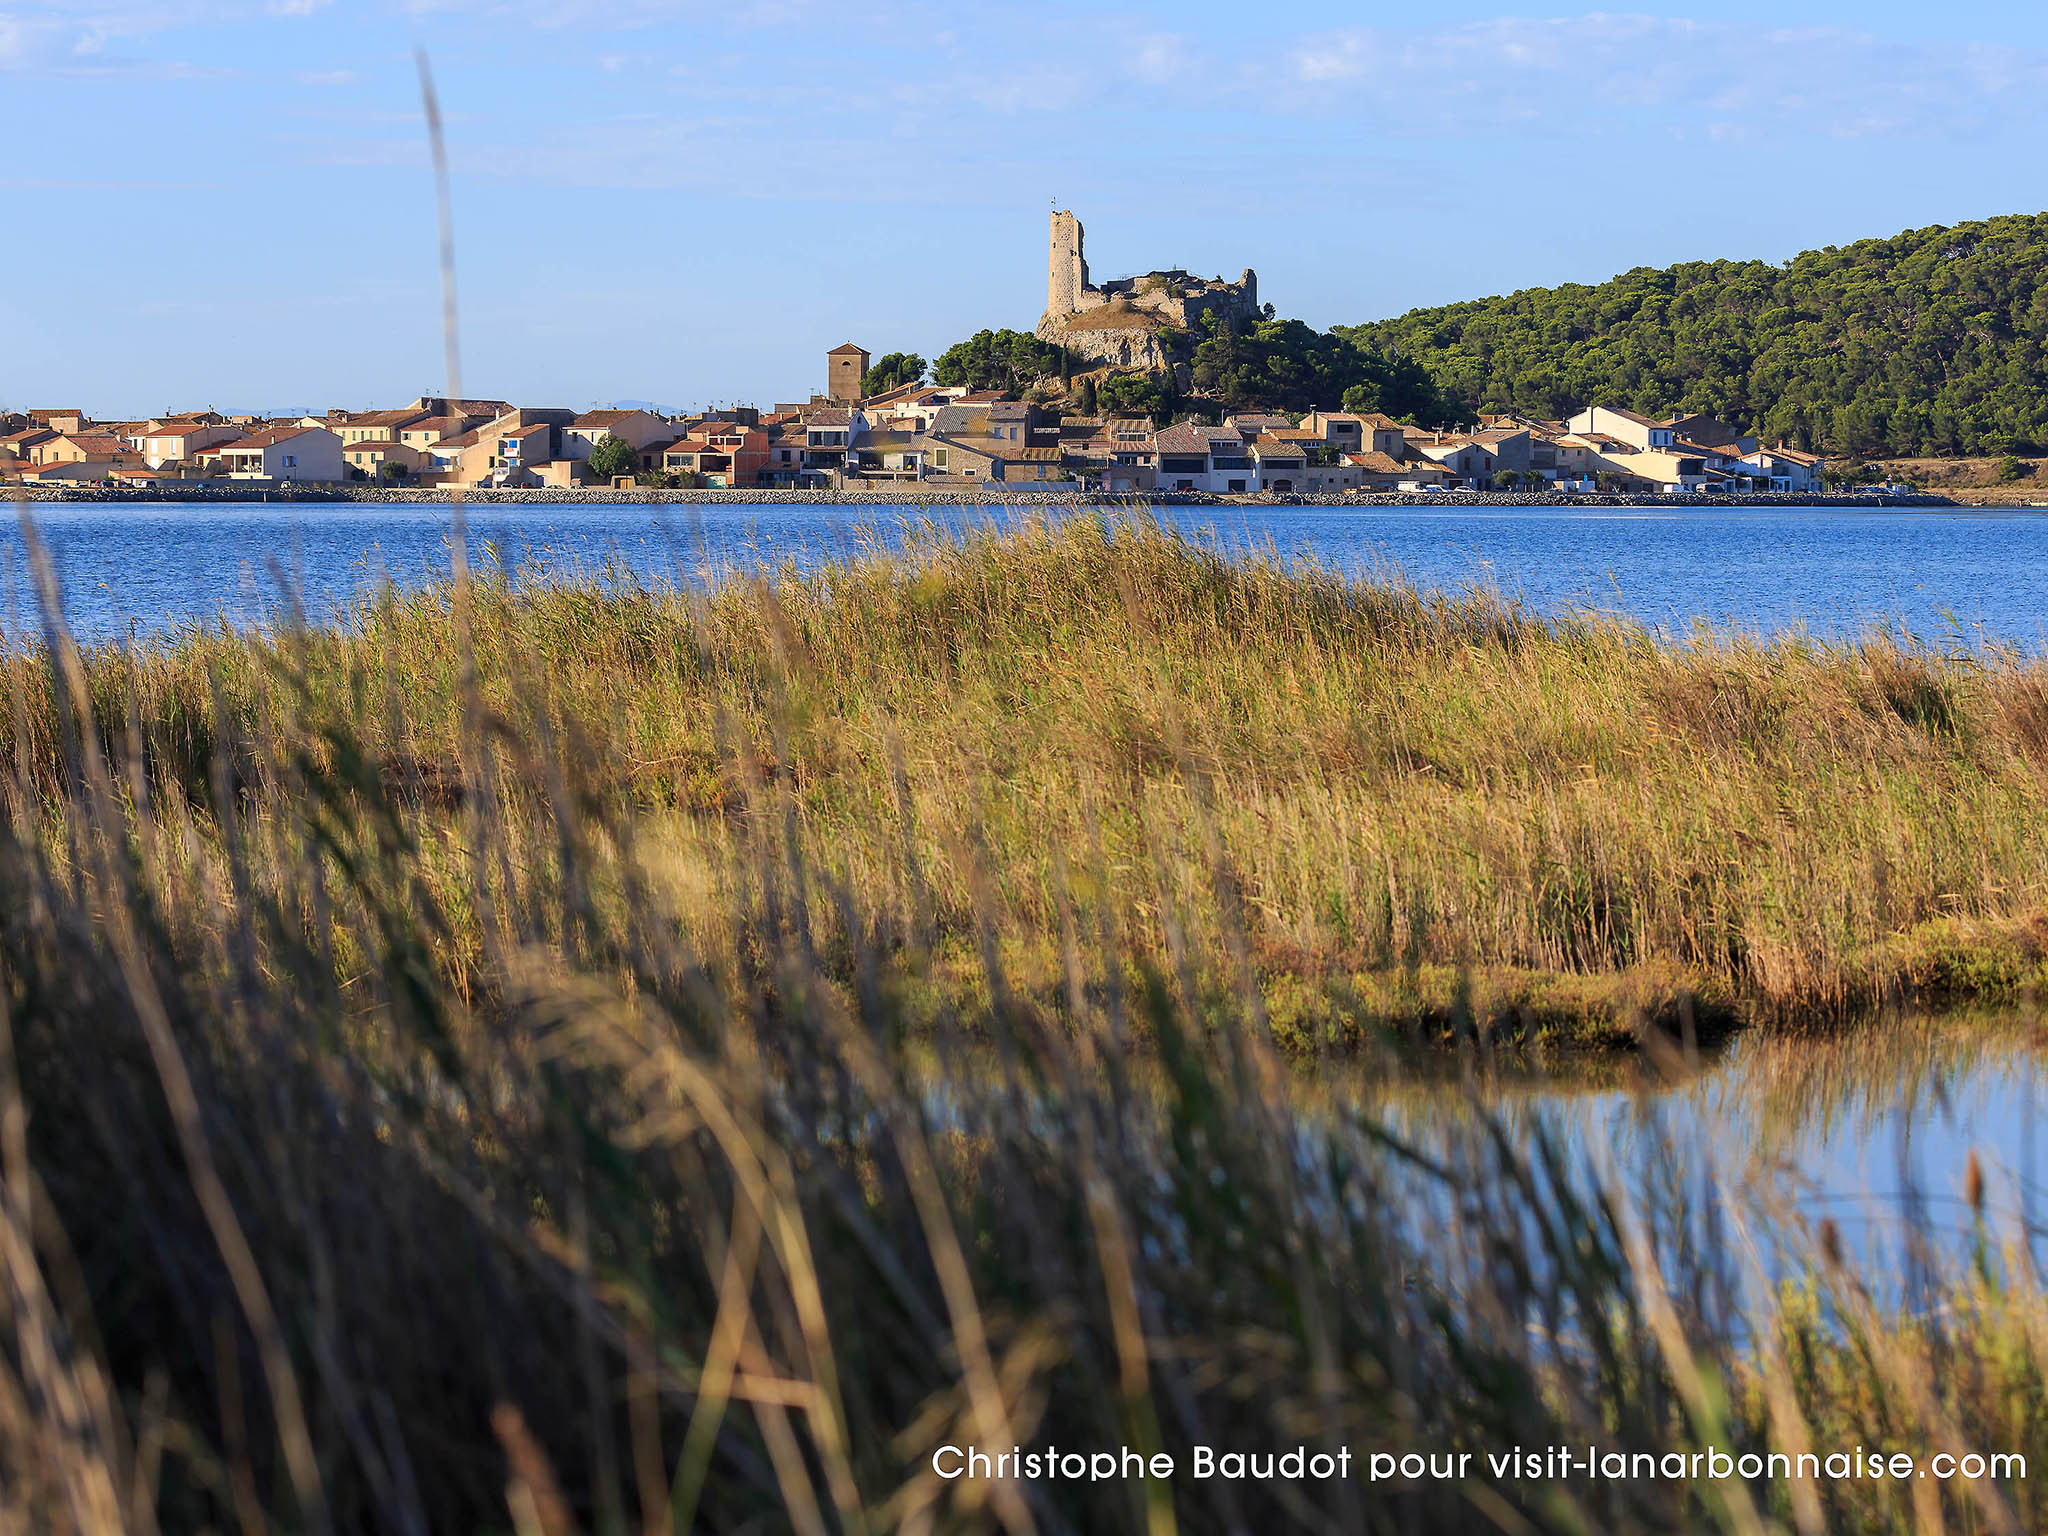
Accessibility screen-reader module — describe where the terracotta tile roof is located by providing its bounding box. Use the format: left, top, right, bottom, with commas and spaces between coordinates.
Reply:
826, 342, 868, 356
572, 409, 646, 428
1152, 423, 1213, 454
1342, 451, 1411, 473
806, 408, 852, 427
347, 409, 429, 429
413, 397, 512, 418
1252, 437, 1307, 460
225, 425, 334, 450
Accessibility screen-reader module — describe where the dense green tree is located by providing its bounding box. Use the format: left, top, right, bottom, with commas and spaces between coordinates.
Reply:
935, 314, 1444, 421
862, 352, 926, 395
586, 434, 638, 481
1337, 212, 2048, 456
1096, 373, 1164, 418
1075, 375, 1098, 417
1187, 313, 1447, 420
932, 329, 1072, 392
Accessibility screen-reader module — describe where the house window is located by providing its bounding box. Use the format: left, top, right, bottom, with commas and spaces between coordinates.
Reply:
935, 449, 948, 468
284, 455, 297, 468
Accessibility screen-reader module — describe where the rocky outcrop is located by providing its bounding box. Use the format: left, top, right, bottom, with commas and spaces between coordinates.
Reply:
1035, 209, 1259, 374
1044, 301, 1178, 371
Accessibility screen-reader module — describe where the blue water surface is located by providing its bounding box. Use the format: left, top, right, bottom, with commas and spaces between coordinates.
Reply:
5, 500, 2048, 646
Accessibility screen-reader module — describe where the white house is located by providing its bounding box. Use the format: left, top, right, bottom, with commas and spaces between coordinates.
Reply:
1588, 447, 1727, 494
217, 425, 344, 483
139, 422, 242, 468
1565, 406, 1676, 451
1732, 445, 1825, 495
1152, 422, 1258, 493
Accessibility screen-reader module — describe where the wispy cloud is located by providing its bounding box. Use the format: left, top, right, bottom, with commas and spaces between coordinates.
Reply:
1279, 14, 2048, 140
0, 1, 242, 73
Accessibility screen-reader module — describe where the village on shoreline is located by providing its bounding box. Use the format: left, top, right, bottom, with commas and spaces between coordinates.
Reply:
0, 210, 1938, 507
0, 376, 1892, 505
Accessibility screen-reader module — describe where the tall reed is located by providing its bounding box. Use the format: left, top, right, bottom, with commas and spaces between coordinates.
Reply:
0, 510, 2041, 1534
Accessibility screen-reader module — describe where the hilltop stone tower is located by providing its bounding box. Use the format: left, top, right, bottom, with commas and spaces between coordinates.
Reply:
1034, 208, 1263, 373
827, 342, 869, 403
1046, 210, 1090, 324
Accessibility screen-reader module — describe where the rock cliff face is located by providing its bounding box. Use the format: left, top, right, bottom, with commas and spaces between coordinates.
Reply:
1034, 210, 1259, 372
1045, 300, 1176, 371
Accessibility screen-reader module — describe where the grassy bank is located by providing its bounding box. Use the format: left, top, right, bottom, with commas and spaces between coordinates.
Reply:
13, 512, 2048, 1043
2, 510, 2046, 1533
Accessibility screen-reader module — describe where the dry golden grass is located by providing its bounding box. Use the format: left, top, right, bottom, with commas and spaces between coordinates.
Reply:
13, 512, 2048, 1045
0, 510, 2043, 1534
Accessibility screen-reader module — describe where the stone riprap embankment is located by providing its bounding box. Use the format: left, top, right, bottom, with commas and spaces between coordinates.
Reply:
7, 485, 1962, 510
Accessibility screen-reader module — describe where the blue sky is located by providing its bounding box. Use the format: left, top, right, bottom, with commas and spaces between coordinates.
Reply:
4, 0, 2046, 417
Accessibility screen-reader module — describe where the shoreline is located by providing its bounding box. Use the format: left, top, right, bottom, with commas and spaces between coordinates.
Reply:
6, 483, 1967, 509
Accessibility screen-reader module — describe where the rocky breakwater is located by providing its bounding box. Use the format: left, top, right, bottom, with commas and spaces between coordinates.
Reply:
9, 483, 1097, 507
10, 484, 1959, 510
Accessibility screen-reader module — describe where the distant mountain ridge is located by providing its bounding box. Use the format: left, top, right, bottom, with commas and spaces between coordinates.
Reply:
1335, 212, 2048, 458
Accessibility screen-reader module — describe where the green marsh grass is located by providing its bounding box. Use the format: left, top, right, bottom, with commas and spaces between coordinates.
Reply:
0, 509, 2044, 1533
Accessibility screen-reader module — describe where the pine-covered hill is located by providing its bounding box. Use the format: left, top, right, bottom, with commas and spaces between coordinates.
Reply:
1335, 212, 2048, 458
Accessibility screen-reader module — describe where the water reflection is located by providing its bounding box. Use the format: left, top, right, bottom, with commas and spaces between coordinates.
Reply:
1341, 1015, 2048, 1274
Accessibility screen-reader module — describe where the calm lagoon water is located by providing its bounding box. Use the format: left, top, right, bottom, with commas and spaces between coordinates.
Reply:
1367, 1021, 2048, 1278
6, 499, 2048, 648
10, 497, 2046, 1260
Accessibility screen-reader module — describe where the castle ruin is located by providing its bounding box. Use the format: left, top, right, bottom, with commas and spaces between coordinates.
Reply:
1034, 209, 1261, 371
